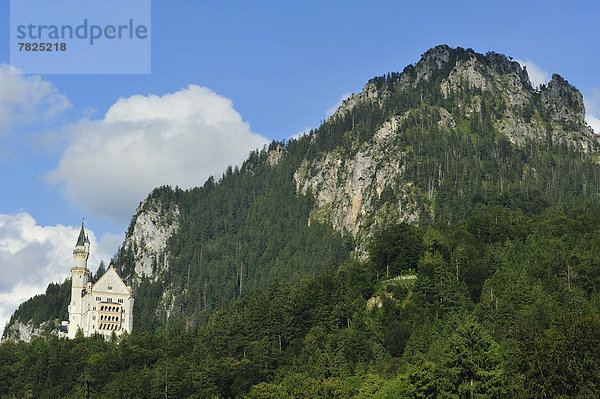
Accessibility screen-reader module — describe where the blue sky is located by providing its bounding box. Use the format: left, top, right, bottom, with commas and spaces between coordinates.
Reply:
1, 0, 600, 330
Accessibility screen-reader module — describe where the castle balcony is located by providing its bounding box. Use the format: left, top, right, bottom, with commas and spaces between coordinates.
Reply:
97, 302, 123, 332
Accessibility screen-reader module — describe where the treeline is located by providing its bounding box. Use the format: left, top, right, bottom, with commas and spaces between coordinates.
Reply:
2, 202, 600, 398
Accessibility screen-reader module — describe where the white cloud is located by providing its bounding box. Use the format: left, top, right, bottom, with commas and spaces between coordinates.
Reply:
584, 88, 600, 134
514, 59, 549, 89
585, 88, 600, 115
325, 92, 352, 118
46, 85, 269, 223
0, 64, 71, 135
0, 213, 113, 334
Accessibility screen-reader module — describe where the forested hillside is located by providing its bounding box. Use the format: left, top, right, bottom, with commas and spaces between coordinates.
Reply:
114, 45, 600, 332
4, 44, 600, 360
2, 203, 600, 398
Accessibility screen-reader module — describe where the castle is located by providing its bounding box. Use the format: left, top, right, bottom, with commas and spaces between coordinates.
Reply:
64, 223, 133, 339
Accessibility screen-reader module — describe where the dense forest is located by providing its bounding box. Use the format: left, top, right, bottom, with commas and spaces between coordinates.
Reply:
3, 46, 600, 397
2, 203, 600, 398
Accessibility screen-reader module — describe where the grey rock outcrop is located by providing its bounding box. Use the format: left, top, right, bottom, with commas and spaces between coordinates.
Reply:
2, 319, 53, 342
124, 198, 179, 279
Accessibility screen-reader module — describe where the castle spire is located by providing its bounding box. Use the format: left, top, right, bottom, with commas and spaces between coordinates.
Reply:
75, 219, 87, 247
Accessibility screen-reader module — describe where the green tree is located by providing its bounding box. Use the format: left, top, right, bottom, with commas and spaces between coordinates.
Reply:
439, 318, 503, 398
369, 223, 425, 277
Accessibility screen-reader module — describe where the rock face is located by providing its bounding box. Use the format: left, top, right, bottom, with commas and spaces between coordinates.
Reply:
124, 198, 180, 279
2, 320, 52, 342
295, 116, 422, 254
542, 74, 586, 125
267, 144, 285, 166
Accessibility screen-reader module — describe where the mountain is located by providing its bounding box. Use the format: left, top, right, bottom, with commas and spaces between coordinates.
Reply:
4, 45, 600, 339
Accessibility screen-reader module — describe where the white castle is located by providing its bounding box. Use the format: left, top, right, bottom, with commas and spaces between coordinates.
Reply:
65, 223, 133, 339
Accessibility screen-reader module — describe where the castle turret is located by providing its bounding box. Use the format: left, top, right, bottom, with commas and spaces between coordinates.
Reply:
73, 222, 90, 269
68, 221, 91, 338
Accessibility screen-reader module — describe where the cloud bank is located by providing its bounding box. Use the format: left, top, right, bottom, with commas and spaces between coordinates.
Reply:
0, 213, 114, 334
0, 64, 71, 135
47, 85, 269, 222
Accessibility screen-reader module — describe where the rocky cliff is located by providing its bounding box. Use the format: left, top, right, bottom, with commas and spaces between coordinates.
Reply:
2, 320, 53, 343
123, 198, 180, 280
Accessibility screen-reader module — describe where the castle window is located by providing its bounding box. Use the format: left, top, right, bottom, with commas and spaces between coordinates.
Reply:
92, 316, 95, 320
107, 298, 112, 303
108, 285, 113, 291
118, 298, 123, 304
96, 296, 101, 301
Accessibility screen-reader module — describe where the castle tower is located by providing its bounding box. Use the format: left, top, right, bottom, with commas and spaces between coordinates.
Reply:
68, 222, 91, 338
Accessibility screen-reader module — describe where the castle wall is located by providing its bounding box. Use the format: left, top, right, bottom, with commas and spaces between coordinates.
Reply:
67, 226, 133, 340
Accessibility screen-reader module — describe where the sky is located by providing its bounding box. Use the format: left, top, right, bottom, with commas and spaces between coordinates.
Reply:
1, 0, 600, 332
